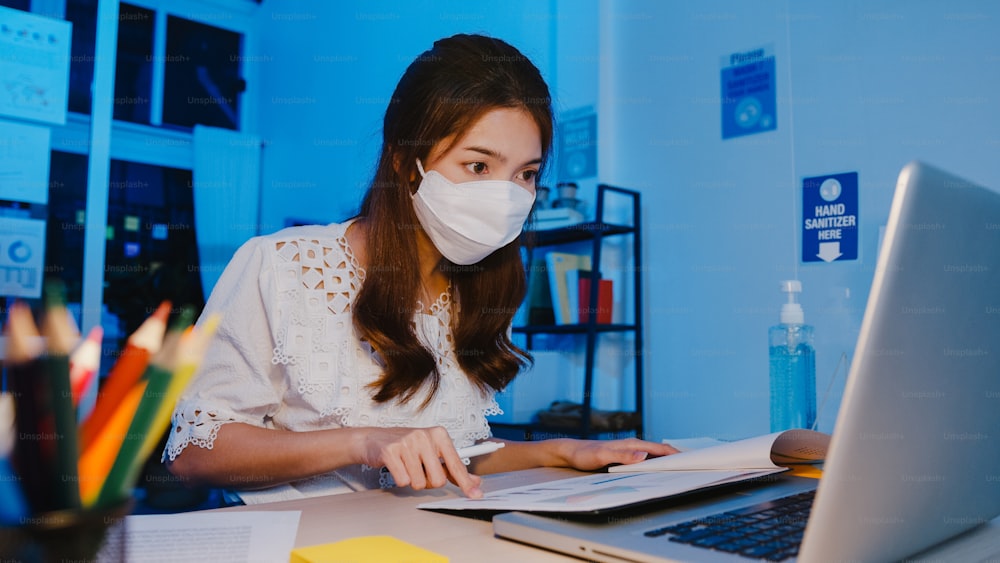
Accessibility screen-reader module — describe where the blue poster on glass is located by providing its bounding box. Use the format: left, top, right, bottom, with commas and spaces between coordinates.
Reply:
721, 46, 776, 140
802, 171, 859, 263
558, 112, 597, 180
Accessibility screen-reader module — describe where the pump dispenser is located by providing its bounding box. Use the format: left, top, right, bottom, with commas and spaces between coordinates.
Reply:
769, 280, 816, 432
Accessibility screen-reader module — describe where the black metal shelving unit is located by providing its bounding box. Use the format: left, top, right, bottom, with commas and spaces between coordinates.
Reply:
492, 185, 644, 440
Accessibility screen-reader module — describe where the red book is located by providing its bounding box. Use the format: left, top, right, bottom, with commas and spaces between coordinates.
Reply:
578, 276, 613, 324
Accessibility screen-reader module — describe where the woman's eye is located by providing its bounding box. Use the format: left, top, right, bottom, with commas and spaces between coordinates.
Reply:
520, 169, 538, 182
467, 162, 488, 175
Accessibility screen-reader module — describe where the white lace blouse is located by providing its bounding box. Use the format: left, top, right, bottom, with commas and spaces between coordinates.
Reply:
163, 220, 502, 502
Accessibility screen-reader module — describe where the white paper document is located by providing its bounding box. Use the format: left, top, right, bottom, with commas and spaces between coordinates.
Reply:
420, 430, 828, 513
0, 7, 72, 125
0, 119, 51, 204
418, 468, 783, 513
98, 510, 301, 562
609, 429, 830, 473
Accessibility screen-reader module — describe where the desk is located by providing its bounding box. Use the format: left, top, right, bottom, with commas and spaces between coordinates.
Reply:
215, 467, 577, 562
213, 467, 1000, 562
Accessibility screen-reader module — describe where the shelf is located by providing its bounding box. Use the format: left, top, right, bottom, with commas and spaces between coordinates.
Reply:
490, 421, 641, 440
507, 185, 644, 442
513, 323, 636, 335
524, 221, 634, 246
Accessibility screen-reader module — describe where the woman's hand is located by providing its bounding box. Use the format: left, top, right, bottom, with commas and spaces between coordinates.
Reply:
555, 438, 680, 471
353, 426, 483, 498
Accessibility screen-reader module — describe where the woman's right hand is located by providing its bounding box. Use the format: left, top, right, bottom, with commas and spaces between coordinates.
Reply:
354, 426, 483, 498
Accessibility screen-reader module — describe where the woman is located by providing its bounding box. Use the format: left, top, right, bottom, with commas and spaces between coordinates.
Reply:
165, 34, 676, 503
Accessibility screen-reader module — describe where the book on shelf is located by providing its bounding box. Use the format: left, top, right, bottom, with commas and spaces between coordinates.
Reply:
528, 207, 585, 231
568, 270, 613, 324
545, 252, 591, 325
418, 429, 829, 513
524, 256, 555, 325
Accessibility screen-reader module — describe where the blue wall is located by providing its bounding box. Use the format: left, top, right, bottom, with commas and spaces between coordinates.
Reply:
593, 0, 1000, 440
251, 0, 555, 231
250, 0, 1000, 442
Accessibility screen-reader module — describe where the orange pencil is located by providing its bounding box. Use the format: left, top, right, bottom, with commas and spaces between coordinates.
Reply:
70, 325, 103, 408
77, 377, 147, 506
94, 307, 195, 507
138, 313, 221, 466
79, 301, 171, 451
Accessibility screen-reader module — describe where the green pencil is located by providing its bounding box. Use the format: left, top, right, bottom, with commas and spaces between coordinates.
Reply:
41, 279, 83, 509
95, 306, 195, 508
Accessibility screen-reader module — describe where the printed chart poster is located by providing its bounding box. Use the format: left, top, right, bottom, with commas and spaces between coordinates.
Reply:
0, 118, 51, 204
0, 215, 46, 298
721, 46, 776, 140
802, 172, 858, 263
0, 6, 72, 125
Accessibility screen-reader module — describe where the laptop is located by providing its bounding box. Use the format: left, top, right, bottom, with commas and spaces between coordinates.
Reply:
493, 161, 1000, 562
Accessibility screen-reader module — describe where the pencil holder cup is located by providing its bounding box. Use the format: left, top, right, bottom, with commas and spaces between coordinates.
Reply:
0, 497, 133, 562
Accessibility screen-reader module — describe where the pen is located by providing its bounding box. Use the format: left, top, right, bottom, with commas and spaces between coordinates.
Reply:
379, 441, 506, 474
455, 441, 505, 464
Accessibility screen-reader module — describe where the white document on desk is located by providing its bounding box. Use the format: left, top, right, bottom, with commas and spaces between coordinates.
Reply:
418, 469, 783, 513
98, 510, 300, 562
609, 430, 829, 473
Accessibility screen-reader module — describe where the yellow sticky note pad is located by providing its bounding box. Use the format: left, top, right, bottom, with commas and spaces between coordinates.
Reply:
289, 535, 448, 563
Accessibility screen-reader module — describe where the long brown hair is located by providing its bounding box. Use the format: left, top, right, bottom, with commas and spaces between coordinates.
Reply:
354, 34, 553, 406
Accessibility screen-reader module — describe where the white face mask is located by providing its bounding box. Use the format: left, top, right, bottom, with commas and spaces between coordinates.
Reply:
411, 159, 536, 265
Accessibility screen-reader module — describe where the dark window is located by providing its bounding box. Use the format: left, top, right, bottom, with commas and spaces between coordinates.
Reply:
46, 151, 89, 304
113, 3, 154, 124
0, 1, 31, 10
162, 16, 243, 130
103, 160, 204, 340
65, 0, 97, 115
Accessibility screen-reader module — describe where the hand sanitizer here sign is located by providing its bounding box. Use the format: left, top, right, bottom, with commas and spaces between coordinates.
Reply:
802, 172, 858, 263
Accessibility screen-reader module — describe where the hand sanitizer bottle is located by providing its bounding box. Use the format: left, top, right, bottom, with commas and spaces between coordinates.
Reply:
769, 280, 816, 432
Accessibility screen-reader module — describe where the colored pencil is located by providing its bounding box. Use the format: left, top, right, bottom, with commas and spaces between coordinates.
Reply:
137, 313, 221, 468
94, 307, 196, 508
3, 301, 55, 513
79, 301, 171, 451
70, 325, 103, 409
40, 279, 84, 509
77, 377, 148, 507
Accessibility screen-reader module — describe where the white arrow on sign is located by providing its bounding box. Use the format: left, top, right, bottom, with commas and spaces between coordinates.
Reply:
817, 242, 842, 262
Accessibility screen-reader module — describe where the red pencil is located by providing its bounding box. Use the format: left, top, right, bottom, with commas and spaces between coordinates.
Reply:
70, 326, 103, 408
79, 301, 171, 452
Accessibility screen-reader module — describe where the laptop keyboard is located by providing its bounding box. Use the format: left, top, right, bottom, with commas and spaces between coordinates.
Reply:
643, 489, 815, 561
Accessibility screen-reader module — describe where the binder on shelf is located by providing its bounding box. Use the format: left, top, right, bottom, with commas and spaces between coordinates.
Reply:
573, 271, 613, 324
524, 256, 555, 325
545, 252, 591, 325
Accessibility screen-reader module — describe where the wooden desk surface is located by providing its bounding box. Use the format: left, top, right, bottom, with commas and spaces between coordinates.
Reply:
213, 467, 583, 562
213, 466, 1000, 562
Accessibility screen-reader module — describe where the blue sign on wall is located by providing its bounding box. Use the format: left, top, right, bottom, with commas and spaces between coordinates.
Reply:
721, 46, 776, 140
557, 113, 597, 180
802, 172, 859, 263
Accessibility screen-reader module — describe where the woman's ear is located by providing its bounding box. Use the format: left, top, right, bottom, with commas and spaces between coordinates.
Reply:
391, 151, 419, 184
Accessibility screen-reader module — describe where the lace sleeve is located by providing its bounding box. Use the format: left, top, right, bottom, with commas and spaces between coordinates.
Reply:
163, 401, 238, 461
163, 238, 285, 461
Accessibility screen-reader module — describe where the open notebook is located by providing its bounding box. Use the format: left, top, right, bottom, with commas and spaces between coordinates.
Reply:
420, 429, 829, 513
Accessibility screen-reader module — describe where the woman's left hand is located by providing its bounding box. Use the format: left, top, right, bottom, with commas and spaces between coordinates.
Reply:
557, 438, 679, 471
